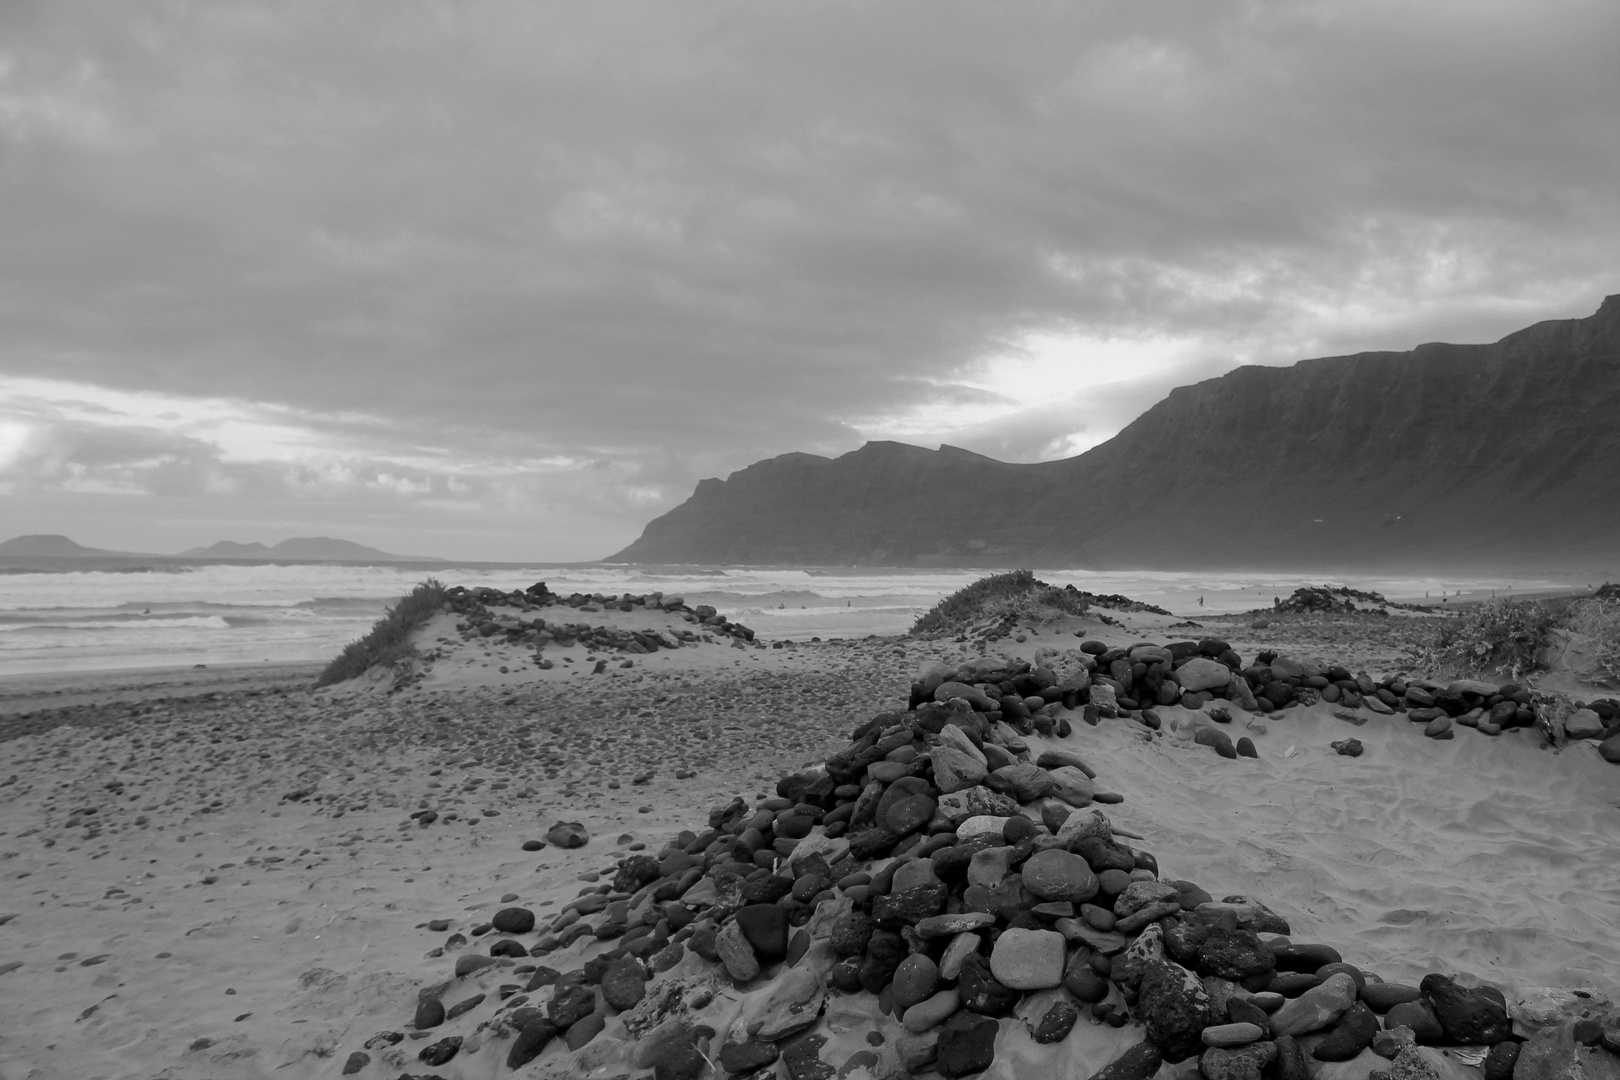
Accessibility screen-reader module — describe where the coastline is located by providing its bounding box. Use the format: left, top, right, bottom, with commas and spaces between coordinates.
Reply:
0, 660, 325, 722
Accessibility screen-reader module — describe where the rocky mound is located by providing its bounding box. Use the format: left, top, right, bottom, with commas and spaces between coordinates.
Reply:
446, 583, 757, 655
1270, 587, 1427, 616
338, 633, 1620, 1079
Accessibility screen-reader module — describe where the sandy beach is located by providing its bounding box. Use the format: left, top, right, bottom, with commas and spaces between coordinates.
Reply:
2, 598, 1617, 1080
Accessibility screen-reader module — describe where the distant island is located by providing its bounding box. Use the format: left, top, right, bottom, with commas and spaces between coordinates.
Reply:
0, 534, 442, 563
610, 294, 1620, 572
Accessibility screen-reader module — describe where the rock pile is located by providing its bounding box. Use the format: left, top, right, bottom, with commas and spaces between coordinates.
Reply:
1039, 636, 1620, 759
361, 648, 1620, 1079
1270, 586, 1425, 616
442, 583, 759, 661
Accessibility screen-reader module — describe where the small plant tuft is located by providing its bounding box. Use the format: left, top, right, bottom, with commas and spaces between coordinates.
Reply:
316, 579, 449, 687
911, 570, 1089, 636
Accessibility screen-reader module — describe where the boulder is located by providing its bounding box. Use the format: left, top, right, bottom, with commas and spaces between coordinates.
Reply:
1420, 974, 1513, 1044
545, 821, 589, 848
957, 952, 1020, 1016
1270, 972, 1358, 1037
1566, 709, 1605, 739
715, 919, 760, 982
936, 1011, 999, 1078
1090, 1042, 1165, 1080
935, 682, 996, 710
745, 967, 825, 1041
931, 748, 988, 794
1021, 849, 1099, 903
988, 927, 1066, 990
1047, 766, 1096, 807
1137, 959, 1213, 1062
935, 787, 1020, 825
1179, 657, 1234, 693
991, 762, 1055, 803
1512, 1023, 1620, 1080
1115, 880, 1180, 918
891, 955, 940, 1011
903, 989, 961, 1033
1201, 1041, 1279, 1080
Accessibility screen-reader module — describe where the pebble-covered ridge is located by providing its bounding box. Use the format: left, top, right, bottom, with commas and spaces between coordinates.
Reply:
444, 583, 760, 665
358, 638, 1620, 1080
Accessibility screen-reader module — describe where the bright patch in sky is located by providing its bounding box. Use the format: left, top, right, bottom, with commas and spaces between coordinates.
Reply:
856, 332, 1200, 459
0, 2, 1614, 559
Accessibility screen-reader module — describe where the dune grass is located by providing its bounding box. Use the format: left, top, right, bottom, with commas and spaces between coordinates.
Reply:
316, 579, 449, 687
1423, 596, 1561, 681
911, 569, 1089, 636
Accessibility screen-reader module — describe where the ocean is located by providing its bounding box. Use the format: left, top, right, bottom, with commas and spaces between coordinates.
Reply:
0, 561, 1584, 678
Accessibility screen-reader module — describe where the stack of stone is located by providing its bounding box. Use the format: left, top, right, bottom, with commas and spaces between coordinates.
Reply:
441, 583, 758, 657
365, 654, 1620, 1079
1043, 638, 1620, 758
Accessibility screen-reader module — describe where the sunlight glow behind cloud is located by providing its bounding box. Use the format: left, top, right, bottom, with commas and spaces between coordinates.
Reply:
0, 1, 1615, 559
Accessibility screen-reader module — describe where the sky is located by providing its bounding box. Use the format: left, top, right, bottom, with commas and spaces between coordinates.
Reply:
1, 1, 1616, 561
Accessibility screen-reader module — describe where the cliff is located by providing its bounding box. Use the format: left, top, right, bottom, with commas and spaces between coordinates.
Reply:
610, 296, 1620, 570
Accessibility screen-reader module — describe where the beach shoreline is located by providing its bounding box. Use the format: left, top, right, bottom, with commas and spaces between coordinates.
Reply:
1, 601, 1617, 1079
0, 660, 325, 721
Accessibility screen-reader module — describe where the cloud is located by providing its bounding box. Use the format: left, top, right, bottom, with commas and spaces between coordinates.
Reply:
0, 1, 1616, 557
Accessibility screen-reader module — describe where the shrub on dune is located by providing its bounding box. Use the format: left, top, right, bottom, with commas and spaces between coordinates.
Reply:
1563, 594, 1620, 684
910, 570, 1089, 636
317, 579, 449, 687
1423, 596, 1559, 681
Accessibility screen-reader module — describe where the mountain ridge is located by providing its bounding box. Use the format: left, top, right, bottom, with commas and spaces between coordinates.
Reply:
0, 534, 441, 563
609, 295, 1620, 571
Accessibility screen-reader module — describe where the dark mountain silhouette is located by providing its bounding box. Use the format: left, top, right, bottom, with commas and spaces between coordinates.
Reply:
610, 295, 1620, 571
1, 534, 440, 563
179, 540, 274, 558
179, 537, 440, 562
0, 534, 142, 557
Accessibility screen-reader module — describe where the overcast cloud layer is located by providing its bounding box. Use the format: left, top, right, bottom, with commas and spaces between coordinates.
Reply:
2, 1, 1616, 560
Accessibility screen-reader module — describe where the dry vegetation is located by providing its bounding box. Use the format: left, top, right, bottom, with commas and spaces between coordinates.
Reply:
316, 579, 449, 687
910, 569, 1090, 636
1420, 591, 1620, 683
1564, 595, 1620, 683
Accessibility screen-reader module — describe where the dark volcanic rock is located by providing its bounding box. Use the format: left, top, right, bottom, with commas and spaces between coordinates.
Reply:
1420, 974, 1514, 1045
1091, 1041, 1164, 1080
780, 1031, 836, 1080
936, 1011, 1000, 1078
1033, 998, 1080, 1043
1313, 1002, 1380, 1061
547, 983, 596, 1029
719, 1039, 780, 1074
491, 907, 535, 934
418, 1036, 462, 1066
957, 952, 1021, 1017
600, 956, 647, 1011
1202, 1041, 1278, 1080
735, 904, 790, 960
1197, 927, 1276, 981
1385, 1001, 1445, 1044
1136, 960, 1212, 1062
